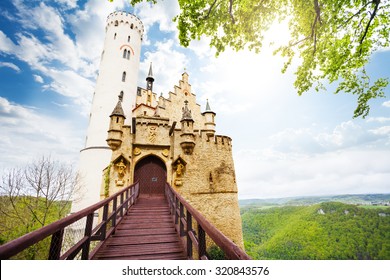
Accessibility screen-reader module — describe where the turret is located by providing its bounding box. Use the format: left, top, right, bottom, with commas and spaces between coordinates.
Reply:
106, 96, 126, 150
180, 101, 196, 155
202, 99, 216, 138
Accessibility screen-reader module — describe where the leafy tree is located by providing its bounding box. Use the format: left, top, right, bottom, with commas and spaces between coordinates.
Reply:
115, 0, 390, 118
0, 156, 82, 259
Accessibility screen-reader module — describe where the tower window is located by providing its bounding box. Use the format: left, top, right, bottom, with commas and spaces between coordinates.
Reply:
114, 33, 117, 39
119, 91, 124, 101
115, 20, 118, 26
127, 36, 130, 42
122, 72, 126, 82
130, 23, 134, 29
123, 49, 130, 60
116, 117, 119, 123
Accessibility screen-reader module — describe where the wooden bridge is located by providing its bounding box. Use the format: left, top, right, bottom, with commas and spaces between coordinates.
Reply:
0, 182, 250, 260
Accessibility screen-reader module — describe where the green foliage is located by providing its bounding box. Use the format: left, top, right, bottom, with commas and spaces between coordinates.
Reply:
112, 0, 390, 118
0, 196, 71, 259
104, 163, 112, 198
207, 245, 226, 260
242, 202, 390, 259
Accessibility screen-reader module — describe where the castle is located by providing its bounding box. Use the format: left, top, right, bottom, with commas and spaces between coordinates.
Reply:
72, 11, 244, 249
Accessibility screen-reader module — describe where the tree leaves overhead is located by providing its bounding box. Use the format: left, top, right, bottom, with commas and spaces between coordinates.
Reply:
117, 0, 390, 118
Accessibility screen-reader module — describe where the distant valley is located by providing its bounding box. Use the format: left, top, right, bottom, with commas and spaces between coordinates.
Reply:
239, 193, 390, 260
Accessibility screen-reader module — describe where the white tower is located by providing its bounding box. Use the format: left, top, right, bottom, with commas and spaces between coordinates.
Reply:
72, 12, 144, 212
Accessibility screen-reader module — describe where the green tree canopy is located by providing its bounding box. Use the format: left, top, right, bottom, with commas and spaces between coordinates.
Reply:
117, 0, 390, 118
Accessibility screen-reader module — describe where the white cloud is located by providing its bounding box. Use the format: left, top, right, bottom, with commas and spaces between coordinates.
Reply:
42, 69, 95, 114
383, 100, 390, 108
367, 117, 390, 123
54, 0, 77, 9
0, 62, 20, 72
235, 148, 390, 199
139, 39, 188, 96
0, 97, 83, 170
0, 30, 17, 52
33, 74, 44, 83
369, 126, 390, 136
134, 0, 180, 44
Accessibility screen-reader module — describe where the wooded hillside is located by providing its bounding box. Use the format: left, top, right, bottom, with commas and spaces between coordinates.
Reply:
242, 202, 390, 259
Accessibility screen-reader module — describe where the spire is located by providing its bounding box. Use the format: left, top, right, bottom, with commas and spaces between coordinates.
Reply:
202, 99, 216, 116
146, 62, 154, 91
110, 97, 126, 118
205, 99, 211, 111
147, 62, 154, 79
181, 100, 193, 121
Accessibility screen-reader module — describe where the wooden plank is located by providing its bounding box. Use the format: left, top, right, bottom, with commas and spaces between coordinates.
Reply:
93, 196, 185, 260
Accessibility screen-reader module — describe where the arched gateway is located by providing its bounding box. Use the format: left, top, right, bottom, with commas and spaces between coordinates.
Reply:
134, 155, 167, 196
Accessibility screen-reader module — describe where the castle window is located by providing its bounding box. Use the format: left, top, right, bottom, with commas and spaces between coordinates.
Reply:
114, 33, 117, 39
127, 50, 130, 59
115, 20, 118, 26
123, 49, 127, 58
116, 117, 119, 123
122, 71, 126, 82
130, 23, 134, 29
119, 91, 124, 101
127, 36, 130, 42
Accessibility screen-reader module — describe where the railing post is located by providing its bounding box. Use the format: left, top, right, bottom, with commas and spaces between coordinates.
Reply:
180, 203, 185, 237
125, 188, 129, 212
112, 197, 117, 229
186, 210, 193, 259
175, 197, 179, 225
81, 213, 94, 260
48, 229, 64, 260
130, 187, 134, 206
198, 224, 207, 260
101, 204, 109, 240
120, 192, 124, 217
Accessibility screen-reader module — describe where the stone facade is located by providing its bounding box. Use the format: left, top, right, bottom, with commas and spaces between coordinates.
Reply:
101, 71, 244, 249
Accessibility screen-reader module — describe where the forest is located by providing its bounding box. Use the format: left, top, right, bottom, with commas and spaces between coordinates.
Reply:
241, 201, 390, 259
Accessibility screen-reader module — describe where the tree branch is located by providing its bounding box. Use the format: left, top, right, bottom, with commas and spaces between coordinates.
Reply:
203, 0, 218, 20
359, 0, 380, 46
343, 1, 374, 26
229, 0, 236, 24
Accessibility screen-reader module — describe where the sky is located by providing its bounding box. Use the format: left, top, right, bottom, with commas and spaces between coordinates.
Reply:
0, 0, 389, 200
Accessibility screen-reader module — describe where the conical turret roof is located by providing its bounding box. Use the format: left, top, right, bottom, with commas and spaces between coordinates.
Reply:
110, 100, 126, 118
146, 62, 154, 82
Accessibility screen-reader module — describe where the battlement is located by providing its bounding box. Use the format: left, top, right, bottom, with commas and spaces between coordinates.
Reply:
106, 11, 144, 37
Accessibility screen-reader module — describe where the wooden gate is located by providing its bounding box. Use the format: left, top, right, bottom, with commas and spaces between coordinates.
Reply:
134, 156, 167, 196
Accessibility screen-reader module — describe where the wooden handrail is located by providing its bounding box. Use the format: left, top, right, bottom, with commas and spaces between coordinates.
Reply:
0, 181, 139, 260
164, 183, 250, 260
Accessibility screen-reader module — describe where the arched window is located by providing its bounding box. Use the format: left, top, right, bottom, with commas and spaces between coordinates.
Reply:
130, 23, 134, 29
115, 20, 118, 26
114, 33, 117, 39
122, 72, 126, 82
123, 49, 127, 58
127, 50, 130, 59
119, 91, 124, 101
127, 36, 130, 42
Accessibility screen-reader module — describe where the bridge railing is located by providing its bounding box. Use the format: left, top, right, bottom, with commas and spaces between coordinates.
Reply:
164, 183, 251, 260
0, 182, 139, 260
